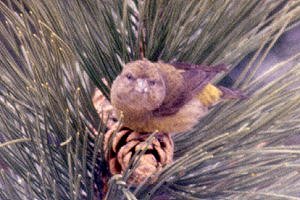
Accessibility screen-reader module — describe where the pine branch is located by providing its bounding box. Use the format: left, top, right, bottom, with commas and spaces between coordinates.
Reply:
0, 0, 300, 200
0, 1, 107, 199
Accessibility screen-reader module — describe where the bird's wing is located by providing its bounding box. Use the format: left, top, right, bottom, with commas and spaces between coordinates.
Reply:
152, 91, 189, 116
153, 65, 226, 117
171, 62, 227, 94
171, 62, 227, 72
182, 67, 222, 95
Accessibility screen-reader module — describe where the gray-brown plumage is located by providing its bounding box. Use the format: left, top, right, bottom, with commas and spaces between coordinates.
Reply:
110, 59, 243, 133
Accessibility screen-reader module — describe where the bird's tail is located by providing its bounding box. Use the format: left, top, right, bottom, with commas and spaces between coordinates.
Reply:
218, 86, 247, 100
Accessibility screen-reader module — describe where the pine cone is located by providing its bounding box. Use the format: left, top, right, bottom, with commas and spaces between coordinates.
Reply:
104, 126, 174, 185
92, 87, 118, 129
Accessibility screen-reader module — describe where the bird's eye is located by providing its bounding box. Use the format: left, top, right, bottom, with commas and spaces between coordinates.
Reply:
149, 80, 156, 86
125, 73, 134, 81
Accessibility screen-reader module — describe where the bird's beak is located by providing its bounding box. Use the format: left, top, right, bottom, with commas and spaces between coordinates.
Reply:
135, 79, 149, 93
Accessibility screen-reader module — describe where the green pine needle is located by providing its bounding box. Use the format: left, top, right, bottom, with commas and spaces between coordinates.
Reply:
1, 0, 300, 199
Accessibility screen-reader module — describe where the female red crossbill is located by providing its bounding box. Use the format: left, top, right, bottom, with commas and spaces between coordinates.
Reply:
110, 59, 244, 134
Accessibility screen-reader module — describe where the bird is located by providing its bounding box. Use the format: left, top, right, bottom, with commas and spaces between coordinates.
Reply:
110, 59, 244, 134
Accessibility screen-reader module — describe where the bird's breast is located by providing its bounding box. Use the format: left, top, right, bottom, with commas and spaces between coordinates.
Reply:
149, 98, 208, 133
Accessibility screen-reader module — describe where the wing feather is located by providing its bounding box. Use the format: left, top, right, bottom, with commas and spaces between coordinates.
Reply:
152, 63, 227, 117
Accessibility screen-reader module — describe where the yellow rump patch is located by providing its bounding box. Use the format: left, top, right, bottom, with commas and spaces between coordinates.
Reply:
197, 84, 223, 107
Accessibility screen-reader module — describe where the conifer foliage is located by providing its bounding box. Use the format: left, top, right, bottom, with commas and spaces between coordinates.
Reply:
1, 0, 300, 199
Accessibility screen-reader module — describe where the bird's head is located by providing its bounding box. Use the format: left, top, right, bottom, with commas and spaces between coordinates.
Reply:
111, 60, 166, 112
